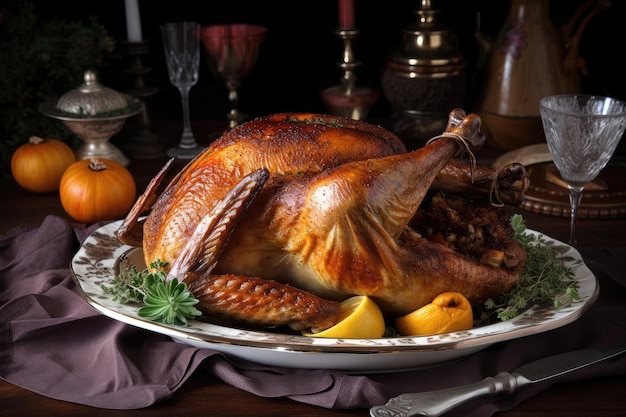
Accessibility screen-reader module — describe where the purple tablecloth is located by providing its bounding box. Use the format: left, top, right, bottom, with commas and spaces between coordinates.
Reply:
1, 215, 625, 415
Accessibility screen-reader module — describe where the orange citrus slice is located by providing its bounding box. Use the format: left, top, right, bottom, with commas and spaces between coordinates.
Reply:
395, 292, 473, 336
301, 295, 385, 339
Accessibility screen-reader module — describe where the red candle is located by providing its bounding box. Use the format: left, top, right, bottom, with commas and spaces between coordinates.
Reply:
338, 0, 355, 29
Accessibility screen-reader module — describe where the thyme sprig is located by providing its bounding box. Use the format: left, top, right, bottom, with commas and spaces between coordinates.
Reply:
474, 214, 580, 325
102, 260, 201, 326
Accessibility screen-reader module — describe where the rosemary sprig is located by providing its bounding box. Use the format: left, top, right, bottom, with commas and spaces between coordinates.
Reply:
475, 214, 580, 325
101, 260, 202, 326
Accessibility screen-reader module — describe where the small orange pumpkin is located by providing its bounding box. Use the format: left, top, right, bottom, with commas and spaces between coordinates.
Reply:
59, 158, 136, 223
11, 136, 76, 193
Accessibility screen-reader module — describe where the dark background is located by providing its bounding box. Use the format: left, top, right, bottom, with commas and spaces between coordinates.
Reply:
27, 0, 626, 125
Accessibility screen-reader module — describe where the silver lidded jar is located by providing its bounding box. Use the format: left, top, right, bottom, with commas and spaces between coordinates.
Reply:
40, 70, 141, 166
56, 70, 129, 116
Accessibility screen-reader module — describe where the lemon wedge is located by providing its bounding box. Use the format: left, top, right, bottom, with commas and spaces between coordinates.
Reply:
302, 295, 385, 339
395, 292, 473, 336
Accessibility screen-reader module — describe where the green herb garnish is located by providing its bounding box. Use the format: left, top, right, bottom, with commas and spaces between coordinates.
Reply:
475, 214, 580, 325
102, 260, 202, 326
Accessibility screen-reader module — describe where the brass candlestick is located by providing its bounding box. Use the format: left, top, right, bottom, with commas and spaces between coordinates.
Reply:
321, 29, 378, 120
121, 40, 167, 159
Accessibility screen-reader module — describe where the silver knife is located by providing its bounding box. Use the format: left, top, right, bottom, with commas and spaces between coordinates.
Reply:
369, 346, 626, 417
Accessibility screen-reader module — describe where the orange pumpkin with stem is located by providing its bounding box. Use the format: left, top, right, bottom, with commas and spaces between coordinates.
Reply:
11, 136, 76, 193
60, 158, 136, 223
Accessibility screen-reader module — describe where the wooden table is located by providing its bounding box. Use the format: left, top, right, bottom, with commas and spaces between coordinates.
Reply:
2, 120, 625, 416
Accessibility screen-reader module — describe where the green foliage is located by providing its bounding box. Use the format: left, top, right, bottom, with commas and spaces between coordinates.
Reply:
474, 214, 580, 325
102, 260, 202, 326
0, 1, 118, 176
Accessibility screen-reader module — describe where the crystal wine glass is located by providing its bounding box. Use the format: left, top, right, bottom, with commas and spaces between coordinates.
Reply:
161, 21, 204, 159
539, 94, 626, 246
201, 24, 267, 133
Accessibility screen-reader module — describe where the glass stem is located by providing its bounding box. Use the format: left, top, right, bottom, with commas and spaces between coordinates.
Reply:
568, 186, 584, 246
178, 86, 198, 149
227, 86, 240, 130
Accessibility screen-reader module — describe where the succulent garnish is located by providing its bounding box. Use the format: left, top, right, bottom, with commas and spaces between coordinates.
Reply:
101, 260, 201, 326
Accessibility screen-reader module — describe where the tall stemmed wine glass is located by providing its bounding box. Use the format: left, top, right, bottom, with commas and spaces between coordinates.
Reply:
201, 24, 267, 133
161, 21, 204, 159
539, 94, 626, 246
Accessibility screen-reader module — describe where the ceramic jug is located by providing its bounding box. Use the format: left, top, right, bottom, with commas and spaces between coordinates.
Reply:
473, 0, 610, 150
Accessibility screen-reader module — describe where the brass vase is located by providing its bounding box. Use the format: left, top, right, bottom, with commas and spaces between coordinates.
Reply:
381, 0, 467, 148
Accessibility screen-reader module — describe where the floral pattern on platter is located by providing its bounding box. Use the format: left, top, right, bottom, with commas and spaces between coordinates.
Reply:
73, 230, 125, 284
70, 220, 599, 373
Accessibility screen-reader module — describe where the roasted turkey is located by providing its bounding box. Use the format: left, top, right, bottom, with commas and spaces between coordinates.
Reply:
117, 110, 529, 332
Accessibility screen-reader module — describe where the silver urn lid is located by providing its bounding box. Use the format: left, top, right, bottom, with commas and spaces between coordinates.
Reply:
56, 70, 128, 116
